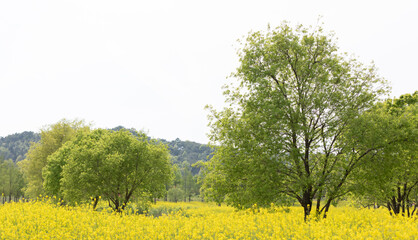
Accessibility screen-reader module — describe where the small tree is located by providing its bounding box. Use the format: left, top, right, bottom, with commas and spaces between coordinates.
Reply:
43, 129, 172, 211
167, 187, 184, 203
0, 158, 25, 203
181, 163, 194, 201
350, 92, 418, 216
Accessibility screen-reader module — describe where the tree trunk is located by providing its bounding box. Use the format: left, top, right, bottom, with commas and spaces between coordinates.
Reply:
411, 204, 417, 216
401, 184, 406, 216
109, 198, 121, 212
92, 196, 99, 210
406, 199, 410, 217
301, 189, 313, 221
315, 190, 322, 219
397, 186, 403, 215
387, 201, 393, 216
323, 201, 331, 219
115, 201, 120, 212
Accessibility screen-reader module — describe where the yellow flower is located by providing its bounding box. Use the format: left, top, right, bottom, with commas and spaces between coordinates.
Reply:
0, 200, 417, 239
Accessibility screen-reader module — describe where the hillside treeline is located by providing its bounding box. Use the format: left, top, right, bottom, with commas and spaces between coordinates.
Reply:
0, 125, 213, 204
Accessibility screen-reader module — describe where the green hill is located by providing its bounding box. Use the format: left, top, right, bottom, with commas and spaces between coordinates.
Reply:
0, 128, 213, 170
0, 131, 40, 162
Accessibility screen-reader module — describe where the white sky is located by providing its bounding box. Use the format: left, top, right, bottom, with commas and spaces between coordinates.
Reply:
1, 0, 417, 143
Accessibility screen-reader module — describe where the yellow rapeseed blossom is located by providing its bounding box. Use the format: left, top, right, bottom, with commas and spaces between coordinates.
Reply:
0, 200, 416, 239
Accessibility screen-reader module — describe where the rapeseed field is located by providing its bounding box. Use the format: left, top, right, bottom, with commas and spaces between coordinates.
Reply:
0, 199, 416, 239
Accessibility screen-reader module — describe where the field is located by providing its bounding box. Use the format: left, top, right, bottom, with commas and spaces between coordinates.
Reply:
0, 200, 417, 239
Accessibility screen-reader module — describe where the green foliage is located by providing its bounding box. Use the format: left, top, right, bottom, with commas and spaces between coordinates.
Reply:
147, 205, 187, 218
162, 138, 213, 175
167, 187, 185, 203
204, 21, 388, 220
43, 129, 172, 212
166, 161, 204, 202
158, 137, 213, 201
110, 127, 214, 173
166, 138, 212, 162
197, 158, 229, 205
20, 119, 89, 199
0, 131, 40, 162
0, 158, 25, 202
349, 92, 418, 216
1, 125, 212, 202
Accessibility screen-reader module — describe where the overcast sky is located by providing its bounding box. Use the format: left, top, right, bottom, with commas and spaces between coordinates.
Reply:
1, 0, 417, 143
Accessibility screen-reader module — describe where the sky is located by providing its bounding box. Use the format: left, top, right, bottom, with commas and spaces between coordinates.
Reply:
1, 0, 417, 144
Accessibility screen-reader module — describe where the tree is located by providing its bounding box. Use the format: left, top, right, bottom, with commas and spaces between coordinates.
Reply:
19, 119, 88, 199
350, 92, 417, 216
198, 159, 228, 205
181, 163, 195, 201
205, 22, 388, 220
43, 129, 172, 211
0, 158, 25, 203
167, 187, 184, 203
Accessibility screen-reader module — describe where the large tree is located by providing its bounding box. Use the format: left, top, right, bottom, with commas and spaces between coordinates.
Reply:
20, 119, 88, 199
43, 129, 172, 211
204, 22, 388, 220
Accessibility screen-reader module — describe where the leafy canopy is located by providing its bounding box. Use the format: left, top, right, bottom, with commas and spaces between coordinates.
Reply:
20, 119, 88, 199
43, 129, 172, 211
204, 22, 388, 220
349, 92, 417, 216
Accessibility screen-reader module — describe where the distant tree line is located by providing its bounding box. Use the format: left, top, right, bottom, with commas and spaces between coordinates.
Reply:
0, 123, 213, 206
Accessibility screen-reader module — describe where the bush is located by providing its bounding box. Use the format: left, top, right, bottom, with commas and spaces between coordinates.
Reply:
167, 188, 184, 202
